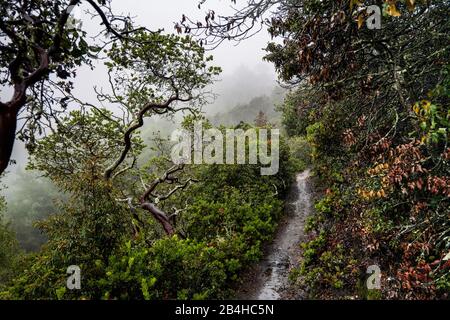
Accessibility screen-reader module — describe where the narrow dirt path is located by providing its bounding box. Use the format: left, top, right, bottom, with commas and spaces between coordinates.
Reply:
237, 169, 312, 300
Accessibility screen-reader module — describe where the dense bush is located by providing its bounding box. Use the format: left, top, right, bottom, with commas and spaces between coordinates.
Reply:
95, 127, 295, 300
2, 178, 132, 300
267, 0, 449, 299
1, 119, 297, 299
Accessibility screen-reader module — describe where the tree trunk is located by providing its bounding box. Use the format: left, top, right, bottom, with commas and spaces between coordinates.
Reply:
141, 202, 175, 236
0, 108, 18, 175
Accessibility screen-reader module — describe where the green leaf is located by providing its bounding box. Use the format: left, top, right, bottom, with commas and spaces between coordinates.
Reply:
56, 287, 66, 300
420, 122, 427, 130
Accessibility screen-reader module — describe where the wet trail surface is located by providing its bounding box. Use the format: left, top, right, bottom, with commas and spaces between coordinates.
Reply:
237, 170, 312, 300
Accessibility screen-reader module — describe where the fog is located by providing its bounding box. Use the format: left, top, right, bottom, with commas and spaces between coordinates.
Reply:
1, 1, 282, 250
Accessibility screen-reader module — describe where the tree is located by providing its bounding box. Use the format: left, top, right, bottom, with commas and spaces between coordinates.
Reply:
176, 0, 277, 48
3, 28, 221, 294
0, 0, 189, 176
27, 29, 220, 237
0, 0, 221, 234
254, 110, 268, 127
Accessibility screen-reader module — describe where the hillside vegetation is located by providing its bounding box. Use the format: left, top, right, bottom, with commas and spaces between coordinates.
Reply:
268, 0, 449, 299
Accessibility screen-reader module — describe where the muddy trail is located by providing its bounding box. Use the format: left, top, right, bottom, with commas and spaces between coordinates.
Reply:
237, 169, 312, 300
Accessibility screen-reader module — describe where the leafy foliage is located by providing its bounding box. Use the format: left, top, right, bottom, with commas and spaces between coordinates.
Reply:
268, 0, 450, 299
2, 120, 296, 299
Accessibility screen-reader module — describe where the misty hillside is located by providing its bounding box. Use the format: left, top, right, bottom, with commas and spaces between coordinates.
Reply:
209, 88, 285, 127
